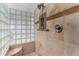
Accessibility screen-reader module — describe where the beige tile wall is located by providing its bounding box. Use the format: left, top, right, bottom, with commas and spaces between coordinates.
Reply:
64, 12, 79, 55
35, 3, 79, 56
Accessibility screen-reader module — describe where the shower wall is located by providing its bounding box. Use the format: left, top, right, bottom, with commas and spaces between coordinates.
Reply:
8, 8, 34, 45
0, 3, 11, 55
35, 3, 64, 56
64, 12, 79, 56
0, 3, 35, 56
35, 3, 79, 56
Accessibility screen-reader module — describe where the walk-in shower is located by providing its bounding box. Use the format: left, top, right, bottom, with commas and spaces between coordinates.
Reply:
0, 3, 35, 56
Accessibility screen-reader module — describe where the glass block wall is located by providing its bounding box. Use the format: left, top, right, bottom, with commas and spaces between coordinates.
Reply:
0, 3, 11, 55
8, 8, 35, 45
0, 3, 35, 55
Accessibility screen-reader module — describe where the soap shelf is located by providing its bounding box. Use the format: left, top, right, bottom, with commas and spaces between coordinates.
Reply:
37, 29, 49, 32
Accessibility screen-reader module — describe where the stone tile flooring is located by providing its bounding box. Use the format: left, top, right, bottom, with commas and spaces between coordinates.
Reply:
23, 52, 37, 56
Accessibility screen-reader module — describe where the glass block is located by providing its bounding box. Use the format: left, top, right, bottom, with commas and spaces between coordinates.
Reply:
26, 22, 30, 25
17, 20, 21, 24
16, 30, 21, 34
3, 37, 10, 45
31, 34, 34, 37
16, 25, 21, 29
22, 30, 26, 33
22, 26, 26, 29
31, 30, 34, 33
22, 39, 26, 43
16, 34, 21, 39
26, 18, 31, 21
10, 39, 15, 45
10, 14, 16, 19
22, 34, 26, 38
11, 20, 16, 24
22, 21, 26, 24
16, 39, 21, 44
27, 35, 31, 38
10, 9, 16, 14
22, 16, 26, 20
0, 48, 2, 55
31, 18, 34, 21
31, 26, 34, 29
26, 26, 31, 29
26, 39, 31, 42
31, 22, 34, 25
17, 10, 21, 15
2, 25, 9, 29
2, 38, 8, 47
16, 15, 21, 20
31, 37, 34, 41
10, 25, 15, 29
26, 30, 31, 33
10, 30, 16, 34
12, 35, 16, 40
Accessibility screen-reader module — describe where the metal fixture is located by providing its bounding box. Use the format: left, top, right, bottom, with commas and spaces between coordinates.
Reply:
37, 3, 47, 31
55, 24, 63, 33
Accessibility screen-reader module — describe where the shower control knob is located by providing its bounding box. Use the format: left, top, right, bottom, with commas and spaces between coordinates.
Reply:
55, 24, 63, 33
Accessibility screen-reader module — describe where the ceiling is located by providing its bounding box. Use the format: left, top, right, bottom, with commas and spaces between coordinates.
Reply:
7, 3, 38, 13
